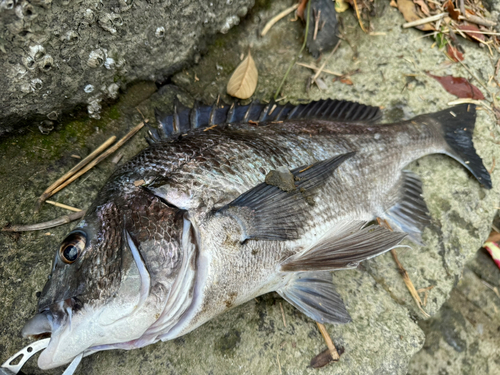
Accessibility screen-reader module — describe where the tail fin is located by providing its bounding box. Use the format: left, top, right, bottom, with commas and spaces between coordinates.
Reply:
422, 104, 492, 189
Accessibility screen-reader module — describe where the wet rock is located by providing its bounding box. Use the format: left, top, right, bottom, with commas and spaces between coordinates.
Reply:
0, 0, 254, 135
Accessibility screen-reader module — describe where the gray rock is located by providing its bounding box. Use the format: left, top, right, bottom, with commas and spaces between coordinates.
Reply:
0, 0, 254, 135
0, 1, 499, 375
408, 249, 500, 374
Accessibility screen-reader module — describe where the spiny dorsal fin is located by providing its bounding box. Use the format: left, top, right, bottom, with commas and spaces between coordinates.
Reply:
216, 152, 355, 242
151, 99, 382, 142
277, 271, 351, 324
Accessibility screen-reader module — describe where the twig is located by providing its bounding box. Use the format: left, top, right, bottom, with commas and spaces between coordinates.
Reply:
458, 15, 497, 27
458, 60, 489, 92
312, 41, 342, 85
352, 0, 367, 33
279, 302, 287, 328
47, 122, 145, 198
261, 3, 299, 37
296, 62, 342, 76
313, 10, 321, 41
377, 218, 430, 318
316, 323, 339, 361
274, 0, 311, 100
45, 200, 82, 212
391, 249, 431, 318
2, 211, 86, 232
403, 13, 446, 28
277, 353, 282, 375
35, 136, 116, 211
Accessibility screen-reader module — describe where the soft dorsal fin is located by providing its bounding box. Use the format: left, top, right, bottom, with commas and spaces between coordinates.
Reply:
277, 271, 351, 324
150, 99, 382, 141
216, 152, 355, 241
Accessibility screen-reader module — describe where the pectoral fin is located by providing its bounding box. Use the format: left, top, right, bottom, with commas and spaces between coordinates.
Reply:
277, 271, 351, 324
216, 152, 355, 241
281, 220, 407, 272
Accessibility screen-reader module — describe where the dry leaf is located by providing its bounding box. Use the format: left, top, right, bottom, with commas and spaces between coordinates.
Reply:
297, 0, 309, 20
414, 0, 430, 16
444, 0, 460, 21
457, 24, 486, 42
446, 44, 464, 62
340, 77, 353, 85
227, 52, 258, 99
397, 0, 433, 31
427, 73, 485, 100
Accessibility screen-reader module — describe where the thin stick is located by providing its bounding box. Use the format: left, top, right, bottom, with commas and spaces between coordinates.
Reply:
312, 40, 341, 85
279, 302, 287, 328
377, 218, 430, 318
313, 10, 321, 41
274, 0, 311, 100
35, 136, 116, 211
277, 353, 282, 375
45, 200, 82, 212
316, 323, 339, 361
391, 249, 431, 318
2, 211, 86, 232
403, 13, 445, 28
261, 3, 299, 37
458, 15, 496, 27
296, 63, 342, 76
48, 122, 145, 198
352, 0, 367, 33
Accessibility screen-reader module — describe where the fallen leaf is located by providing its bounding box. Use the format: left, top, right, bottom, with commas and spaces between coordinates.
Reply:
414, 0, 430, 16
297, 0, 309, 20
446, 44, 464, 62
444, 0, 460, 21
457, 24, 486, 42
397, 0, 433, 31
427, 73, 485, 100
340, 77, 353, 85
227, 51, 258, 99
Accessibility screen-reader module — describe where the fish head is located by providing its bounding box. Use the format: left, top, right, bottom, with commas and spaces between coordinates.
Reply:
22, 192, 188, 369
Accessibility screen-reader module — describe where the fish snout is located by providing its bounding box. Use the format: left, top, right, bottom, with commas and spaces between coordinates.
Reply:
22, 311, 52, 339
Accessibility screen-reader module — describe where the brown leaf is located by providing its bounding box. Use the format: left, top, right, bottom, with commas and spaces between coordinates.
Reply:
427, 73, 485, 100
444, 0, 460, 21
446, 44, 464, 62
397, 0, 433, 31
457, 24, 486, 42
310, 348, 336, 369
227, 51, 258, 99
487, 230, 500, 244
414, 0, 430, 16
340, 77, 353, 85
297, 0, 309, 20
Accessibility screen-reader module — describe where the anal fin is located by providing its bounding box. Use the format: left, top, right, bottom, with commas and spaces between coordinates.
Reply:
280, 220, 407, 272
277, 271, 351, 324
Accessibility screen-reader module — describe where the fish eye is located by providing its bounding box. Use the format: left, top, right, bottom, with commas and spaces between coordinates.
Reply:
59, 231, 87, 264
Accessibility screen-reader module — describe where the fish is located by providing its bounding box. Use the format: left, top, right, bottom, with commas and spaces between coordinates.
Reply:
20, 99, 491, 372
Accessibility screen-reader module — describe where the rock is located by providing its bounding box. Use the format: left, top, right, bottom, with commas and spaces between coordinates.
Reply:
408, 249, 500, 374
0, 1, 499, 375
0, 0, 254, 135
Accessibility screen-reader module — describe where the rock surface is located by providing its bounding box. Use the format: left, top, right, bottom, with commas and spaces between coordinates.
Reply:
0, 0, 253, 135
409, 247, 500, 375
1, 1, 499, 374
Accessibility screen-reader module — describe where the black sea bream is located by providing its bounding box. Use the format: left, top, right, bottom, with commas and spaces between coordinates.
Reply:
20, 99, 491, 371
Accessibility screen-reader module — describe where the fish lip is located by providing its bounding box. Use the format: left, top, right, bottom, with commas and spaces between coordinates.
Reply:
22, 310, 53, 339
